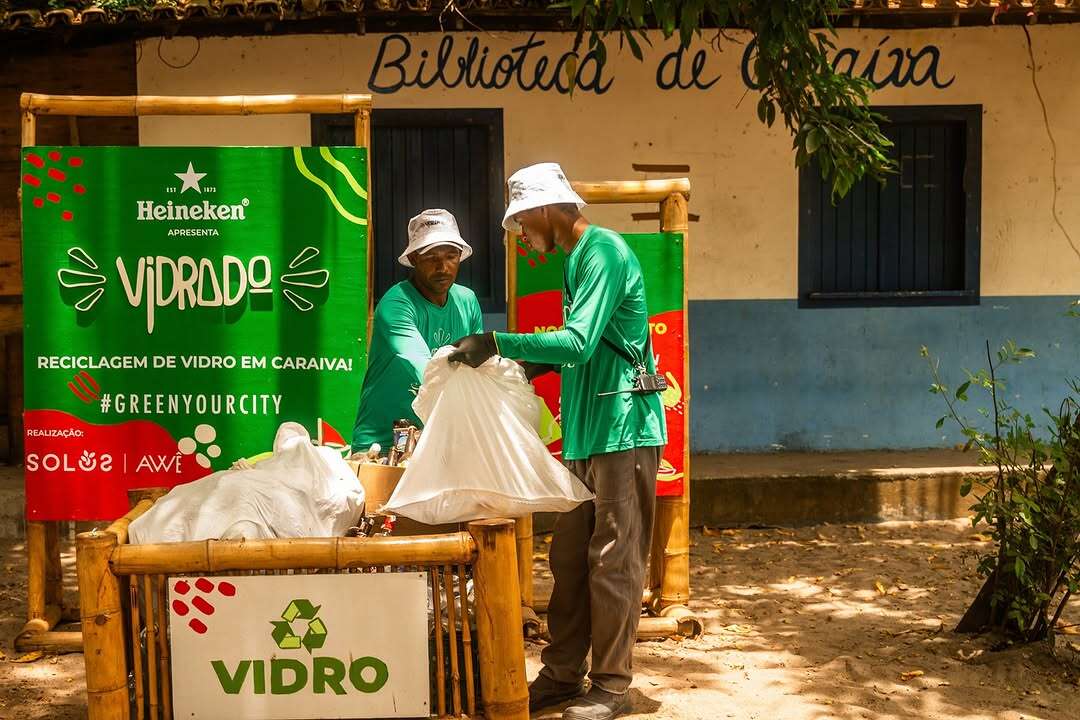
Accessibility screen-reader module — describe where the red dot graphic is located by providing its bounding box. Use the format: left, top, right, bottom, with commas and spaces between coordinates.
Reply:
23, 174, 40, 188
538, 254, 548, 264
528, 259, 536, 268
68, 156, 83, 167
47, 168, 66, 182
61, 211, 73, 222
174, 580, 191, 595
192, 596, 215, 616
46, 192, 60, 204
189, 618, 208, 634
25, 153, 44, 169
73, 184, 85, 194
32, 198, 43, 208
172, 599, 189, 617
48, 151, 61, 162
218, 581, 236, 597
195, 578, 215, 594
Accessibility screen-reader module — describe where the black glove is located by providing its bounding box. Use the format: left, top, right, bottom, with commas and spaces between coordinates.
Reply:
448, 332, 497, 368
520, 362, 557, 382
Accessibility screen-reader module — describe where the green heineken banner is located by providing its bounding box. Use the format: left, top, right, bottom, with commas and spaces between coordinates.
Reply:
513, 232, 686, 497
20, 146, 369, 520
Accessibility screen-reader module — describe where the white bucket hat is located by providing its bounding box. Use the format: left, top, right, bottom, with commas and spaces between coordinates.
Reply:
502, 162, 586, 233
399, 209, 473, 267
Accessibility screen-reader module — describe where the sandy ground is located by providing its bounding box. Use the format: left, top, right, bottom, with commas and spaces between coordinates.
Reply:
1, 520, 1078, 719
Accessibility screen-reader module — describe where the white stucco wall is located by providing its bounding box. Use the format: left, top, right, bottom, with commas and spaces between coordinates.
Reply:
137, 26, 1080, 300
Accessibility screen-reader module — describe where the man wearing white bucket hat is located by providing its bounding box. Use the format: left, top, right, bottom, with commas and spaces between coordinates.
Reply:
450, 163, 666, 720
351, 209, 482, 452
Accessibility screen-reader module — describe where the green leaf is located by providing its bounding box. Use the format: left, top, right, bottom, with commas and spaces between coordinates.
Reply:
956, 381, 971, 402
625, 30, 643, 61
936, 416, 946, 429
806, 127, 824, 154
757, 96, 769, 124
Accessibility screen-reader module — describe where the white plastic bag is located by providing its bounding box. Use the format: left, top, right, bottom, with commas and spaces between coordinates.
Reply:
129, 422, 364, 544
381, 347, 594, 524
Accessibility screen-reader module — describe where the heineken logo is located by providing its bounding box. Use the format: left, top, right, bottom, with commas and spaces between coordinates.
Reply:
136, 199, 249, 222
271, 599, 328, 653
135, 162, 249, 222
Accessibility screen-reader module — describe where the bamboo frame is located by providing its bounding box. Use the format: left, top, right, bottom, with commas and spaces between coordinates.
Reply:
458, 564, 476, 717
506, 179, 697, 641
79, 495, 528, 720
468, 519, 529, 720
443, 566, 462, 717
16, 92, 375, 654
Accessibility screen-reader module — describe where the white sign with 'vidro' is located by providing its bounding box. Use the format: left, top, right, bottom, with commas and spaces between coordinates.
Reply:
168, 573, 430, 719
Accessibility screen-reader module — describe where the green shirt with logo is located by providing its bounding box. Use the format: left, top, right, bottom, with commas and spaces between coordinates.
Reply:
351, 280, 482, 451
495, 225, 667, 460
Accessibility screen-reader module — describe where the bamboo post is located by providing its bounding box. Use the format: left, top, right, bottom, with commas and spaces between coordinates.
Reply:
504, 221, 535, 613
655, 192, 692, 611
431, 567, 446, 717
156, 576, 173, 720
442, 566, 462, 716
468, 519, 528, 720
514, 516, 533, 608
356, 107, 374, 345
25, 521, 47, 627
143, 575, 159, 719
129, 578, 145, 720
45, 521, 64, 610
77, 530, 129, 720
458, 565, 476, 717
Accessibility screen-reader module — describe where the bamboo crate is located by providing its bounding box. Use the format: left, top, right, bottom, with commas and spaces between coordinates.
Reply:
77, 491, 529, 720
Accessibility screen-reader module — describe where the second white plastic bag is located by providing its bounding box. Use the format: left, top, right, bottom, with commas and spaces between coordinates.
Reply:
381, 347, 594, 524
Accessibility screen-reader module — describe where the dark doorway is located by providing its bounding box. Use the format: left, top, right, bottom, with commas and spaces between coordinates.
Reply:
313, 109, 506, 312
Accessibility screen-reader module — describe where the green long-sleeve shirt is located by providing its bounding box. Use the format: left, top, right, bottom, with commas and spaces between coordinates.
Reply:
495, 225, 667, 460
352, 280, 482, 452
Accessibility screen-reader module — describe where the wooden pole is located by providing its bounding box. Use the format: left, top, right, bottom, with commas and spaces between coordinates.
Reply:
468, 519, 528, 720
77, 530, 129, 720
514, 516, 533, 608
636, 613, 704, 640
129, 578, 145, 720
355, 108, 374, 345
45, 522, 64, 620
458, 565, 476, 717
22, 93, 372, 117
572, 178, 690, 205
111, 533, 476, 575
505, 224, 536, 612
143, 575, 159, 720
442, 566, 462, 717
25, 521, 47, 626
13, 630, 83, 653
656, 192, 692, 610
431, 568, 446, 717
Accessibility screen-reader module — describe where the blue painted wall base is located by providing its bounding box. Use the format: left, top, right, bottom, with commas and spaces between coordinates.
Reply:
689, 296, 1079, 452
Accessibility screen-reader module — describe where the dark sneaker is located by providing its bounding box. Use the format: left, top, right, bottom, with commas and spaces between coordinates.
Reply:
562, 687, 631, 720
528, 675, 586, 713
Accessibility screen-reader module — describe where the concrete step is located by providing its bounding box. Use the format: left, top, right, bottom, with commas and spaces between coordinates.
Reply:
689, 449, 992, 528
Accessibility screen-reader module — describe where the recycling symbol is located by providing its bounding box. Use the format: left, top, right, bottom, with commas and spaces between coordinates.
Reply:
270, 599, 327, 653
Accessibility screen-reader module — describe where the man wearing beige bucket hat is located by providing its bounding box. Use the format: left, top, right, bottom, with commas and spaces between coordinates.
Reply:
351, 209, 482, 452
450, 163, 667, 720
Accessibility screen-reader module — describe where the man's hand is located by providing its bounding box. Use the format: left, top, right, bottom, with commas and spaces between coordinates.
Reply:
448, 332, 497, 368
520, 362, 557, 382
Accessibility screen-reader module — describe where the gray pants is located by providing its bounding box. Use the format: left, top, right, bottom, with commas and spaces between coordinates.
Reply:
539, 445, 661, 695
